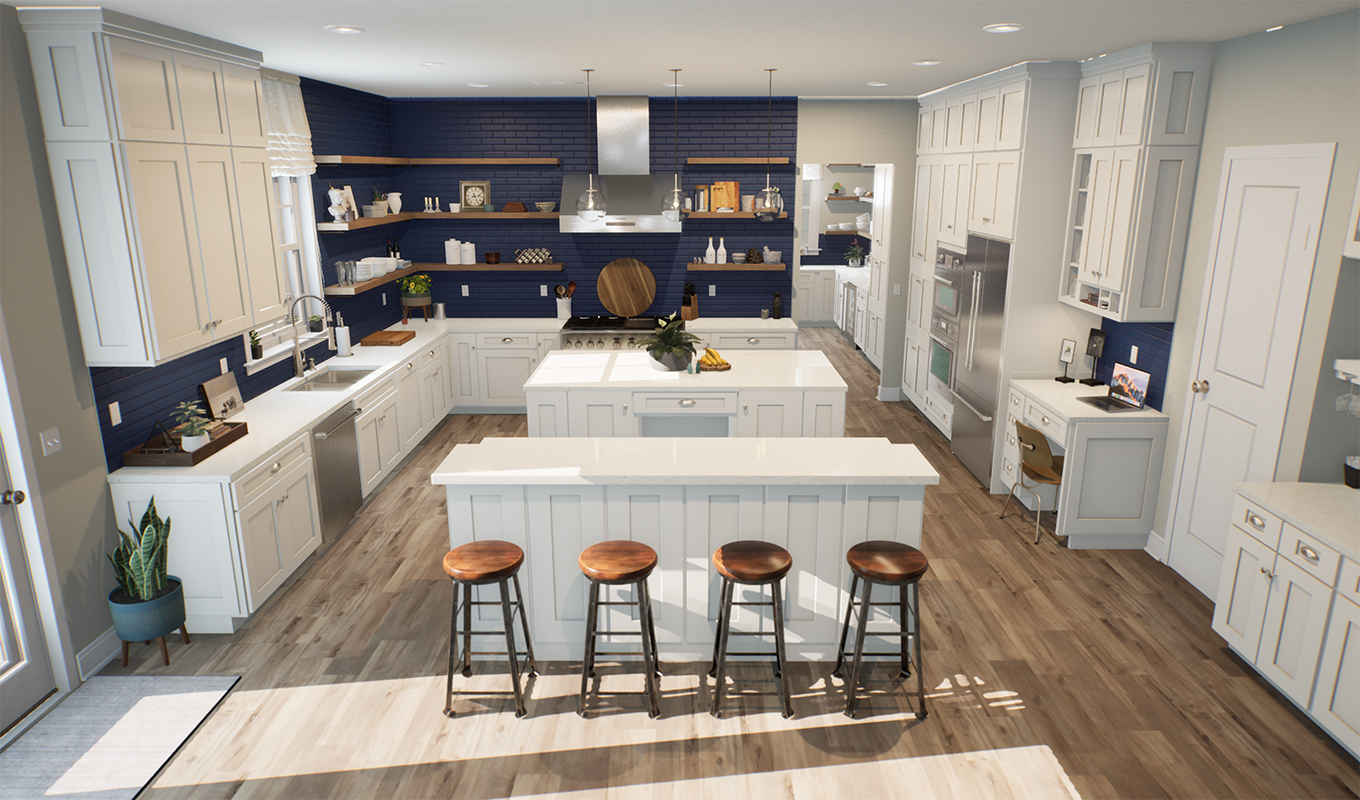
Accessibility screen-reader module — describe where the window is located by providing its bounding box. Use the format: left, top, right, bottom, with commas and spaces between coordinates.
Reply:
244, 174, 326, 372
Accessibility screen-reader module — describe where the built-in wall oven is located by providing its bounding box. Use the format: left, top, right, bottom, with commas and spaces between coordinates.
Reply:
927, 247, 965, 397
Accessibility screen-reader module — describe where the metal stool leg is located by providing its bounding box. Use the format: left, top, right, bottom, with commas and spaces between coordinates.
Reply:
638, 579, 661, 718
444, 579, 461, 717
710, 578, 735, 717
641, 579, 662, 678
577, 578, 601, 716
498, 578, 527, 718
845, 577, 874, 718
461, 580, 473, 678
999, 481, 1019, 521
832, 574, 860, 678
771, 579, 793, 719
708, 577, 730, 678
512, 572, 538, 677
912, 580, 928, 720
899, 582, 911, 678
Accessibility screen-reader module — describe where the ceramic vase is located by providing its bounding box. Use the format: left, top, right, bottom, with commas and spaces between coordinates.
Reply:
649, 351, 692, 372
386, 192, 402, 214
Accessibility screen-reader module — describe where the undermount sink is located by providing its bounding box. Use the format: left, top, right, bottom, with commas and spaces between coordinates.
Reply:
286, 367, 377, 392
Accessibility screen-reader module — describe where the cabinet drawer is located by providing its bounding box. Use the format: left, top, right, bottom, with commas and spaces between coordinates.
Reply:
420, 343, 444, 368
1280, 523, 1341, 585
1339, 558, 1360, 604
1023, 398, 1067, 442
923, 392, 951, 431
478, 333, 534, 348
237, 434, 311, 508
1231, 493, 1282, 550
1001, 455, 1017, 483
707, 332, 797, 349
1007, 389, 1025, 415
356, 374, 398, 412
631, 392, 738, 415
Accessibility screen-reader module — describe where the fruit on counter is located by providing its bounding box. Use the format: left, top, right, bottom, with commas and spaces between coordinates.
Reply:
701, 347, 729, 367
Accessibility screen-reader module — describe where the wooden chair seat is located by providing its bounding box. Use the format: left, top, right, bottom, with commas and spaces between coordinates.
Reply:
712, 540, 792, 583
846, 541, 930, 584
1020, 455, 1064, 484
578, 540, 657, 584
443, 540, 524, 583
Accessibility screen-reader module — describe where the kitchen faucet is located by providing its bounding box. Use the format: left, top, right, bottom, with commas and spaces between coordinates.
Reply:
288, 294, 336, 378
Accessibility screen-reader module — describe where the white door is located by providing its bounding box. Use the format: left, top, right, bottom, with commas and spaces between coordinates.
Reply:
1166, 144, 1334, 598
1, 437, 55, 733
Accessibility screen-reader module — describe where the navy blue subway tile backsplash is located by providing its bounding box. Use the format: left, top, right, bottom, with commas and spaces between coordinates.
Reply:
1095, 320, 1174, 410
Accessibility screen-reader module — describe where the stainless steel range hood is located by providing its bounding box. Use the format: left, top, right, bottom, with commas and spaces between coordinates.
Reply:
560, 96, 682, 234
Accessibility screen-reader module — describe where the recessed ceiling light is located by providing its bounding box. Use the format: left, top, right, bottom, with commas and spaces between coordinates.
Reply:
467, 83, 490, 88
416, 62, 443, 68
866, 81, 888, 87
1266, 25, 1284, 32
323, 25, 364, 35
983, 23, 1024, 33
913, 60, 942, 67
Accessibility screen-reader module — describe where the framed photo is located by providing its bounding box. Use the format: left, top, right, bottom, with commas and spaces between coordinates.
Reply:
1059, 338, 1076, 364
1344, 170, 1360, 260
460, 181, 490, 210
339, 185, 359, 221
1085, 328, 1107, 358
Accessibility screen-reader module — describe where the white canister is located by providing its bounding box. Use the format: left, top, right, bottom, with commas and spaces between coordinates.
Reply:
556, 297, 572, 319
445, 239, 461, 265
460, 241, 475, 264
449, 203, 461, 213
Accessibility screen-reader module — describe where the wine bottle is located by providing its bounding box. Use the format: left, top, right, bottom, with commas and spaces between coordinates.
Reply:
717, 237, 727, 264
706, 237, 716, 264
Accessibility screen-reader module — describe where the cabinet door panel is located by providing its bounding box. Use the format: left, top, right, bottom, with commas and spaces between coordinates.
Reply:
1073, 77, 1101, 147
232, 150, 288, 324
186, 146, 251, 338
1258, 557, 1331, 705
994, 81, 1027, 150
525, 486, 606, 645
1080, 150, 1114, 284
106, 37, 181, 142
764, 486, 845, 646
527, 390, 568, 437
275, 462, 320, 573
24, 31, 112, 141
606, 486, 685, 644
477, 348, 536, 406
222, 64, 267, 148
1098, 148, 1140, 291
684, 487, 765, 637
737, 391, 802, 437
173, 52, 230, 145
449, 334, 479, 406
1115, 64, 1152, 146
397, 359, 423, 451
568, 391, 633, 437
239, 490, 283, 612
1312, 595, 1360, 755
973, 89, 999, 151
1212, 530, 1274, 661
912, 161, 931, 262
356, 405, 386, 497
1092, 72, 1124, 147
802, 391, 846, 438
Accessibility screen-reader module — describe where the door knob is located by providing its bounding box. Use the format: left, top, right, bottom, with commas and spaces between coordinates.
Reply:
1, 490, 25, 505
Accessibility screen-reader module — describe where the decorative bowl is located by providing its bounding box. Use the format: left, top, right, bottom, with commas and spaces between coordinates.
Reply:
535, 202, 556, 212
732, 253, 747, 264
838, 222, 854, 230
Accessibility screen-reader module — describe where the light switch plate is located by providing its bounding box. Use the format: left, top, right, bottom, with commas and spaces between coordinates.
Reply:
1130, 345, 1139, 364
382, 293, 387, 306
220, 358, 229, 374
40, 427, 61, 456
540, 285, 548, 296
462, 285, 470, 297
893, 284, 902, 296
109, 402, 121, 426
709, 285, 716, 296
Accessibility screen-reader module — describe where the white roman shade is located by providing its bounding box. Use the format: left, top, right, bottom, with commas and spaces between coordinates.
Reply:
260, 68, 315, 177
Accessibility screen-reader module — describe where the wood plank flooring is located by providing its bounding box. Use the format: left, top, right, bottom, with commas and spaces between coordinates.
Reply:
106, 327, 1357, 799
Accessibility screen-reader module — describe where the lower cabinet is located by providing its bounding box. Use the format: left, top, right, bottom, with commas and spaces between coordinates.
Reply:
449, 333, 480, 407
566, 390, 635, 437
736, 392, 803, 437
355, 382, 401, 497
396, 356, 424, 453
238, 459, 321, 611
419, 340, 452, 431
449, 332, 539, 410
534, 389, 845, 438
1314, 590, 1360, 755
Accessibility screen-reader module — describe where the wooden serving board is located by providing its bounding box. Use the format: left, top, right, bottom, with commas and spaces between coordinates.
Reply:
709, 181, 739, 210
360, 330, 416, 346
122, 421, 248, 467
597, 258, 656, 318
699, 362, 731, 371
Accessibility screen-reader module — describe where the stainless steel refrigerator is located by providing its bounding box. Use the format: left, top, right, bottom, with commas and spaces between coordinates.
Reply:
950, 234, 1011, 487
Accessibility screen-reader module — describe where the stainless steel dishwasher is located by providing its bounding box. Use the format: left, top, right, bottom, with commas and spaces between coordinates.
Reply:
311, 402, 363, 543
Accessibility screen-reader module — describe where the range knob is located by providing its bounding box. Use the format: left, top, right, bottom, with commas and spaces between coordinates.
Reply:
596, 338, 605, 349
574, 339, 584, 348
585, 339, 594, 349
627, 337, 636, 348
613, 337, 621, 349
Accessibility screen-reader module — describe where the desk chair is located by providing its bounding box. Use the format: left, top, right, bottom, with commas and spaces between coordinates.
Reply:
1000, 420, 1064, 544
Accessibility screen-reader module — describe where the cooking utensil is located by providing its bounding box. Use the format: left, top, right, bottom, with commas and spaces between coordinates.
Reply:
555, 285, 566, 298
566, 280, 576, 298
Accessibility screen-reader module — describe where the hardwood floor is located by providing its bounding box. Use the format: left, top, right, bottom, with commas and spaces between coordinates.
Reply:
107, 327, 1357, 799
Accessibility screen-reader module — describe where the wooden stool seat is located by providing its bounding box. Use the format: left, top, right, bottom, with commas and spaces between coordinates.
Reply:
712, 540, 792, 584
847, 541, 929, 583
578, 540, 658, 584
444, 540, 524, 583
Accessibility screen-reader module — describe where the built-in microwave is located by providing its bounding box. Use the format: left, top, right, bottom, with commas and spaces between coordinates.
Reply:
932, 247, 965, 319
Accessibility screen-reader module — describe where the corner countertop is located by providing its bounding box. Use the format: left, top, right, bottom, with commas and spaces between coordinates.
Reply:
1236, 482, 1360, 562
524, 349, 847, 392
684, 318, 798, 334
1012, 379, 1169, 424
432, 436, 940, 486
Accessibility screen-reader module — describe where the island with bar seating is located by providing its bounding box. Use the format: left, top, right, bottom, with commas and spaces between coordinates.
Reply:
431, 436, 940, 660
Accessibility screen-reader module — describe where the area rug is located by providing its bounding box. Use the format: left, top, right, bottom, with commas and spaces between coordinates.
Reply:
0, 675, 239, 800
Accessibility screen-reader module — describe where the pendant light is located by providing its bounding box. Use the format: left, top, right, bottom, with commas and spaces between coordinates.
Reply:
662, 69, 685, 222
576, 69, 608, 222
753, 68, 783, 222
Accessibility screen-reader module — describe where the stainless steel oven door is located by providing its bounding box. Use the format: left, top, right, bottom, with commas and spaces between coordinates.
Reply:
932, 270, 962, 318
927, 333, 955, 398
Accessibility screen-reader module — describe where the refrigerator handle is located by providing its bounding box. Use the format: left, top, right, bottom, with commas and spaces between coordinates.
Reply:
952, 392, 994, 423
966, 271, 981, 369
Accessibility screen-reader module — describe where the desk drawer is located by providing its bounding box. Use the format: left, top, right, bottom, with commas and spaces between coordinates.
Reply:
420, 343, 445, 368
1007, 389, 1025, 415
1280, 523, 1341, 585
1231, 493, 1282, 550
237, 434, 311, 508
632, 392, 738, 415
1001, 454, 1018, 484
1023, 398, 1067, 442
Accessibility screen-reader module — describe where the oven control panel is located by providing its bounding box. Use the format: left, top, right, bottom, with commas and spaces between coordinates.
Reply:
560, 333, 643, 350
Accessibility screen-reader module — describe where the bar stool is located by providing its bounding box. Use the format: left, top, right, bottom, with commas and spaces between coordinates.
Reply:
577, 540, 662, 718
833, 540, 929, 719
709, 540, 794, 719
442, 540, 537, 718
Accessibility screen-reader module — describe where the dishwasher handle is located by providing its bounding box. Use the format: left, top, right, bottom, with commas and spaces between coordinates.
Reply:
315, 408, 361, 440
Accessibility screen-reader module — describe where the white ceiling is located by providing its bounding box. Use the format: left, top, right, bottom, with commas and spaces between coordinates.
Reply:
12, 0, 1359, 98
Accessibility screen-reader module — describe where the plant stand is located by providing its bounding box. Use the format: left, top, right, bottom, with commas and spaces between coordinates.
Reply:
109, 576, 189, 666
402, 293, 431, 323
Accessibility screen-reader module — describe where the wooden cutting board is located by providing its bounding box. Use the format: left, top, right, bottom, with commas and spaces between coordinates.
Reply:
359, 330, 416, 346
597, 258, 656, 318
710, 181, 739, 210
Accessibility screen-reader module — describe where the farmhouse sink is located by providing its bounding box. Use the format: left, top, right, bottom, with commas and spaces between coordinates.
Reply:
286, 367, 377, 392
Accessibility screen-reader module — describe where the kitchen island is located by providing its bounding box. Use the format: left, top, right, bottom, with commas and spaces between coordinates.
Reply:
431, 436, 940, 660
523, 349, 848, 437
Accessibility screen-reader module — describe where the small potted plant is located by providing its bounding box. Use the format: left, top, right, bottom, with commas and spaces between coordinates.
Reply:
107, 497, 188, 666
248, 329, 263, 360
844, 240, 866, 267
831, 182, 844, 196
367, 189, 388, 217
308, 314, 324, 333
399, 272, 433, 309
171, 400, 211, 452
637, 312, 701, 372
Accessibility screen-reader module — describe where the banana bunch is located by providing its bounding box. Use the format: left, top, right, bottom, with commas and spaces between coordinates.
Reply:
699, 347, 729, 368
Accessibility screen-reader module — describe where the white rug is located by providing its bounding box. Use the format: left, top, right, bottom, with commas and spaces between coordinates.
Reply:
0, 675, 238, 800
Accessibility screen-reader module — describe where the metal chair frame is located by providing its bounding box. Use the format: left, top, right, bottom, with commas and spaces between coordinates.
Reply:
832, 572, 927, 719
1000, 421, 1065, 544
579, 574, 662, 719
709, 575, 794, 719
444, 571, 537, 718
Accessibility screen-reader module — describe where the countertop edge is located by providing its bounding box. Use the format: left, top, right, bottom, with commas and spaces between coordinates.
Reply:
1235, 482, 1360, 562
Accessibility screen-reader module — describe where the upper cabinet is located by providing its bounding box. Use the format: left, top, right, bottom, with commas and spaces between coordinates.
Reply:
1060, 43, 1215, 322
21, 8, 285, 366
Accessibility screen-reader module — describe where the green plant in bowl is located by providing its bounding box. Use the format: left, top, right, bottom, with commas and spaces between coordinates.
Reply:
171, 400, 210, 437
399, 272, 432, 296
637, 312, 700, 371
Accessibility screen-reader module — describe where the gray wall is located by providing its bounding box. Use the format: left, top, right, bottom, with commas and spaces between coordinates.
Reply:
797, 100, 918, 388
1153, 10, 1360, 542
1, 4, 118, 654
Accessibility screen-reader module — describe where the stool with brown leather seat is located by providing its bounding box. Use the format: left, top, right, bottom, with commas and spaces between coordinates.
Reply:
442, 540, 537, 718
832, 540, 929, 719
999, 420, 1065, 544
709, 540, 794, 719
577, 540, 662, 718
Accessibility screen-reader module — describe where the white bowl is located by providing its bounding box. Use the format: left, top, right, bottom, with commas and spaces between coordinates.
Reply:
857, 222, 870, 231
854, 187, 867, 196
838, 222, 854, 230
827, 224, 838, 231
732, 253, 747, 264
535, 201, 556, 212
765, 250, 782, 263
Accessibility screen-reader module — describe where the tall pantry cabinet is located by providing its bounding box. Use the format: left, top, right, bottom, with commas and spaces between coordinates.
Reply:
20, 8, 288, 367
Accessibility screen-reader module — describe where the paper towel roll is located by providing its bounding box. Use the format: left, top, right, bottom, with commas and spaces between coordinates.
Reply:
445, 239, 460, 265
335, 326, 352, 357
461, 241, 475, 264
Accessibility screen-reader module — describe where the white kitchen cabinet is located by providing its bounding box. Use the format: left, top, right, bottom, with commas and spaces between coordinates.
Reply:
355, 384, 401, 497
567, 391, 635, 437
852, 286, 868, 351
703, 332, 798, 350
936, 155, 972, 250
449, 333, 480, 407
1256, 554, 1332, 703
476, 335, 538, 408
863, 304, 886, 370
736, 392, 803, 437
184, 145, 254, 339
536, 332, 560, 356
396, 356, 424, 453
105, 36, 192, 144
942, 93, 976, 154
1212, 526, 1276, 660
922, 389, 952, 438
968, 151, 1020, 241
871, 164, 894, 250
524, 485, 606, 644
911, 161, 933, 264
968, 81, 1027, 151
1313, 589, 1360, 755
802, 391, 847, 438
222, 63, 267, 148
1074, 45, 1215, 148
527, 390, 569, 437
419, 341, 451, 430
232, 149, 289, 323
239, 458, 319, 612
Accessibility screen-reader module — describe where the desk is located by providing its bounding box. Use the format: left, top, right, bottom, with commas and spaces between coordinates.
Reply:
1003, 380, 1169, 549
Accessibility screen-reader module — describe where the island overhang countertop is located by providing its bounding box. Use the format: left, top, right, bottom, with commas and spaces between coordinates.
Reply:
524, 349, 847, 392
431, 436, 939, 486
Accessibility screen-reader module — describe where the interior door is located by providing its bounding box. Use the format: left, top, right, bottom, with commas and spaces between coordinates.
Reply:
1166, 144, 1334, 598
0, 435, 55, 734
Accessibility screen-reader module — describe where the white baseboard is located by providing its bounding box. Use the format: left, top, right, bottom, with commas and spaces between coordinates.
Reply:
77, 626, 120, 680
1143, 529, 1167, 563
877, 386, 900, 402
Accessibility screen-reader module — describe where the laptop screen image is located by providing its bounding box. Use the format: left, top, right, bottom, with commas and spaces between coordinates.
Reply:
1109, 362, 1150, 409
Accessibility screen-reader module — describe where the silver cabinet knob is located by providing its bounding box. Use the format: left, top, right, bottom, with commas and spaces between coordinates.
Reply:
678, 399, 696, 407
747, 338, 760, 344
1297, 544, 1320, 564
502, 337, 514, 343
1245, 511, 1265, 531
271, 461, 281, 473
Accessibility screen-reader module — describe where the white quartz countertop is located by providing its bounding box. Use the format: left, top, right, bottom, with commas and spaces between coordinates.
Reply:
432, 437, 940, 486
1236, 482, 1360, 562
524, 349, 847, 392
1012, 379, 1169, 423
684, 317, 798, 334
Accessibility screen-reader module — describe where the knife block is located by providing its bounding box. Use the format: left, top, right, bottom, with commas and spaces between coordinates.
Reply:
681, 295, 698, 320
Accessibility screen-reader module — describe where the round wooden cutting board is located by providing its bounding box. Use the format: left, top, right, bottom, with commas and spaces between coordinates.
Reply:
597, 258, 656, 318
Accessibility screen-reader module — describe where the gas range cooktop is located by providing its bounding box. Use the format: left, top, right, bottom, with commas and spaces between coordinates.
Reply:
558, 315, 665, 350
560, 315, 661, 331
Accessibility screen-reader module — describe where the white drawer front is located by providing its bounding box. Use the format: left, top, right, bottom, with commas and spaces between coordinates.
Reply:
237, 434, 310, 508
1280, 523, 1341, 586
478, 333, 534, 348
1008, 389, 1025, 413
1339, 558, 1360, 604
356, 374, 398, 412
631, 392, 738, 415
420, 344, 444, 368
708, 333, 797, 349
1023, 398, 1067, 442
1232, 493, 1282, 550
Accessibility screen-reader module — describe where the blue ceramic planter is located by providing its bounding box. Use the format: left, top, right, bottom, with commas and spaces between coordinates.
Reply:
108, 576, 185, 642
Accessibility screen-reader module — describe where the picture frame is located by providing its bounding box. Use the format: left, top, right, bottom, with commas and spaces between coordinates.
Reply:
339, 185, 359, 221
1085, 328, 1107, 358
1344, 169, 1360, 260
1060, 338, 1076, 364
460, 181, 490, 211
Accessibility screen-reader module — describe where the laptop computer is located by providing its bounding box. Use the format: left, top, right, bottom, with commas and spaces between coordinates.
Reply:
1077, 362, 1150, 412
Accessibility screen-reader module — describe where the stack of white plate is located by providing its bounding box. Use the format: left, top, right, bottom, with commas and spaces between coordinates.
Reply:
856, 212, 871, 231
353, 261, 373, 281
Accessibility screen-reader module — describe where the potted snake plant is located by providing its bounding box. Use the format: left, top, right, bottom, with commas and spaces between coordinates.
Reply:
107, 497, 188, 665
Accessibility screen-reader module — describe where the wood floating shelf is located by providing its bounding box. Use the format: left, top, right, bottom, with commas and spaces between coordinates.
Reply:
686, 157, 791, 165
684, 211, 789, 220
323, 265, 423, 296
414, 262, 564, 272
827, 163, 875, 168
315, 155, 561, 166
824, 230, 870, 238
318, 211, 559, 231
317, 213, 415, 231
826, 195, 873, 203
686, 263, 786, 272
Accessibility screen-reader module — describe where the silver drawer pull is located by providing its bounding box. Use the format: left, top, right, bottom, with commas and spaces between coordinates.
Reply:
1041, 415, 1050, 424
678, 399, 697, 407
502, 337, 514, 343
747, 338, 760, 344
1245, 511, 1266, 532
1260, 566, 1275, 579
1296, 544, 1320, 564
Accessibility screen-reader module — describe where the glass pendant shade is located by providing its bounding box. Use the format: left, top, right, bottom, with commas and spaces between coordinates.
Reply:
577, 175, 607, 221
662, 176, 684, 222
753, 184, 782, 222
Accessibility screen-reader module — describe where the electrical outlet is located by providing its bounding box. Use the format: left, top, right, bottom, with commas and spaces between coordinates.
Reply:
462, 285, 469, 297
893, 284, 902, 296
40, 427, 61, 456
709, 285, 716, 296
109, 402, 122, 426
1130, 345, 1139, 364
220, 357, 229, 374
540, 285, 548, 297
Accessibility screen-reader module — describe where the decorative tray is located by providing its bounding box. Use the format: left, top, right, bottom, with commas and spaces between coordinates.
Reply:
122, 421, 248, 467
